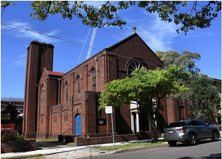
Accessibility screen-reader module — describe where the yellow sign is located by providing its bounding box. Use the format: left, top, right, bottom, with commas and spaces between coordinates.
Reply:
1, 113, 10, 120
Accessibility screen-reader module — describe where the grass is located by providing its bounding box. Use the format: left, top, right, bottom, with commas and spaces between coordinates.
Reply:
36, 138, 58, 142
94, 141, 167, 151
2, 154, 45, 159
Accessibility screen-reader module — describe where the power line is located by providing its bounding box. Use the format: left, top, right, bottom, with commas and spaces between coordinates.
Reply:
2, 21, 220, 74
101, 26, 221, 71
1, 22, 101, 51
104, 24, 220, 69
123, 25, 221, 67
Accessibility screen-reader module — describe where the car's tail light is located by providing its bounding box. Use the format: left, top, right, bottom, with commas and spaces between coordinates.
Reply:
164, 128, 167, 132
176, 127, 186, 131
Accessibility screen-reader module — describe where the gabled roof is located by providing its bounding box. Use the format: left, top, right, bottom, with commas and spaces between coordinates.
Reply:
106, 33, 137, 51
47, 70, 65, 76
106, 33, 163, 65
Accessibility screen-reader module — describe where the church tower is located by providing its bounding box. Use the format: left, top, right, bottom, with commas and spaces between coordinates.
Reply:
23, 41, 54, 138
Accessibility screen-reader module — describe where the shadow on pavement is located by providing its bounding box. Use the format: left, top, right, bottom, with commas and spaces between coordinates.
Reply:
176, 153, 221, 159
169, 139, 220, 147
36, 141, 74, 150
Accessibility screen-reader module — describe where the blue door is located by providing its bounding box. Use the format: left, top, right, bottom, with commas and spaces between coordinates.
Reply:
75, 114, 81, 135
134, 116, 137, 133
133, 113, 137, 133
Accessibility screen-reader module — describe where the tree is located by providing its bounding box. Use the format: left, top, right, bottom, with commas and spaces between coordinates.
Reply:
99, 65, 191, 141
5, 104, 17, 111
155, 50, 201, 75
178, 75, 221, 124
1, 1, 221, 34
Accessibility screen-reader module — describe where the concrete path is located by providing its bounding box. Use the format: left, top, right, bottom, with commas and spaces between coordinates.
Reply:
1, 138, 164, 159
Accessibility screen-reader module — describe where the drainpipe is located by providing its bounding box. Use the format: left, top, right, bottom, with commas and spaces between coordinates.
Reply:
58, 78, 61, 104
95, 57, 98, 92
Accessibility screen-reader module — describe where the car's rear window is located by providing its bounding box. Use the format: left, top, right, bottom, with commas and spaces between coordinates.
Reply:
168, 122, 186, 127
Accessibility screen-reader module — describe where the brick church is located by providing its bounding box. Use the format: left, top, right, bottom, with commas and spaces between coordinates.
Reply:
23, 30, 189, 140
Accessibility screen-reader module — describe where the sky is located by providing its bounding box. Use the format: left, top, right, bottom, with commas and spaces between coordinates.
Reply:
1, 1, 221, 98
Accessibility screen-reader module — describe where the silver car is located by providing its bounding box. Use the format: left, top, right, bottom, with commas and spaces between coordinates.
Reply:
164, 119, 220, 146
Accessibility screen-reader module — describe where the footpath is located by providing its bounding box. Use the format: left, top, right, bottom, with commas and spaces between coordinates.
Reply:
1, 138, 166, 159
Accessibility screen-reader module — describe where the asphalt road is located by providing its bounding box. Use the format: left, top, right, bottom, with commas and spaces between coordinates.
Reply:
93, 140, 221, 159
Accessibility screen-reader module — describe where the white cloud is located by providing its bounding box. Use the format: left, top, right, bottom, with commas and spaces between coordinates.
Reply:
12, 60, 26, 66
2, 21, 60, 43
20, 54, 26, 58
12, 54, 27, 66
110, 11, 182, 52
132, 12, 181, 52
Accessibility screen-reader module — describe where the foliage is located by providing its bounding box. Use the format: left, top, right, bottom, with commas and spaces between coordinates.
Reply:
1, 133, 26, 143
16, 135, 27, 141
1, 1, 221, 34
99, 65, 191, 138
155, 50, 201, 75
178, 75, 221, 124
5, 104, 17, 111
99, 64, 190, 110
1, 1, 14, 8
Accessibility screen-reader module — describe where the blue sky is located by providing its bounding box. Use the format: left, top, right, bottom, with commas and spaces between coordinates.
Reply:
1, 1, 221, 98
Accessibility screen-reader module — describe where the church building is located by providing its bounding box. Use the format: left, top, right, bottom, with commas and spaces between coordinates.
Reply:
23, 30, 189, 140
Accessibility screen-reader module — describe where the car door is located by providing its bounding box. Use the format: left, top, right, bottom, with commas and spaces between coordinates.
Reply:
191, 120, 202, 139
198, 120, 212, 138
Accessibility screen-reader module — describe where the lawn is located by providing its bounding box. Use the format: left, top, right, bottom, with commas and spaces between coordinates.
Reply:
94, 141, 167, 151
2, 154, 45, 159
36, 138, 58, 142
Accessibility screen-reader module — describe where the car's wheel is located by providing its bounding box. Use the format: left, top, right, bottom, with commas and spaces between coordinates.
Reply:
168, 141, 177, 146
212, 131, 220, 141
189, 133, 197, 146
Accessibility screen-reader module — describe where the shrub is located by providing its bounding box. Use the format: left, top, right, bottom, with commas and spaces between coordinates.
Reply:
1, 133, 16, 143
16, 135, 26, 141
1, 133, 26, 143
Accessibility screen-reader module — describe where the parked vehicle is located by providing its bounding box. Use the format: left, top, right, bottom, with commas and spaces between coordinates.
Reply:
164, 119, 220, 146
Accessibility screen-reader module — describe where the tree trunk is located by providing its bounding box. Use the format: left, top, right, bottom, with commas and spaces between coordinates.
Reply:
148, 115, 159, 143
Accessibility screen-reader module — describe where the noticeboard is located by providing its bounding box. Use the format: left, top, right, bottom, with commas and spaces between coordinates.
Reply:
105, 106, 112, 114
1, 110, 17, 124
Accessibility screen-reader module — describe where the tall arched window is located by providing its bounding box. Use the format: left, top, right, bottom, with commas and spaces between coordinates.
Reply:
40, 84, 45, 114
77, 75, 81, 93
65, 81, 69, 102
92, 68, 96, 91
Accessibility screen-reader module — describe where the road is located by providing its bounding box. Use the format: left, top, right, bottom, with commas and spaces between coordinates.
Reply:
93, 140, 221, 159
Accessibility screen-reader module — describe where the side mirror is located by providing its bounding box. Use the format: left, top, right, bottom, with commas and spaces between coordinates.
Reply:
206, 123, 209, 126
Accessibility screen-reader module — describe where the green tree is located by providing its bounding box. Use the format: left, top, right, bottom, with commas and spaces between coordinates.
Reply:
1, 1, 221, 34
99, 65, 191, 141
155, 50, 201, 75
178, 75, 221, 124
5, 104, 17, 111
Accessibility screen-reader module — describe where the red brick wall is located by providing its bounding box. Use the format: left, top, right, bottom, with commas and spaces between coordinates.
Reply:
26, 34, 190, 141
1, 139, 36, 153
75, 131, 160, 146
166, 98, 189, 125
23, 41, 54, 138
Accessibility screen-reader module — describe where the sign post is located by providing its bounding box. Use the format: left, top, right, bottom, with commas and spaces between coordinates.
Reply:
105, 106, 115, 149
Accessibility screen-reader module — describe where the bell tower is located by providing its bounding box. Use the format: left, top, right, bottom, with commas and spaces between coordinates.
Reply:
23, 41, 54, 138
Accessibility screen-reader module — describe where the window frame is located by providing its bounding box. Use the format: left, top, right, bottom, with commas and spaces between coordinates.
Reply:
77, 75, 81, 93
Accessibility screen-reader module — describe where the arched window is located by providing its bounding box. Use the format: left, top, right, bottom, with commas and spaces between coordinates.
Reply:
77, 75, 81, 93
126, 59, 147, 77
40, 84, 45, 114
92, 68, 96, 91
65, 81, 69, 102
